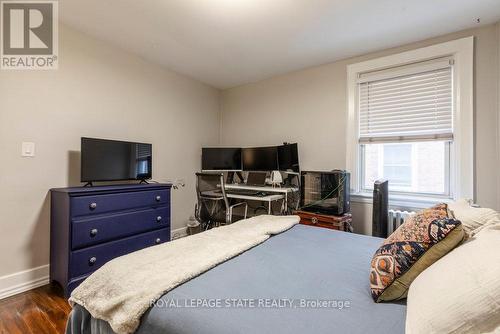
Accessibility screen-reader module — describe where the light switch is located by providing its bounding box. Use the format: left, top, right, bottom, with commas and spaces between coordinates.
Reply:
22, 142, 35, 157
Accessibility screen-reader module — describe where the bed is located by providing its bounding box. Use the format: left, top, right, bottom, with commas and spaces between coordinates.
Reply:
66, 224, 406, 334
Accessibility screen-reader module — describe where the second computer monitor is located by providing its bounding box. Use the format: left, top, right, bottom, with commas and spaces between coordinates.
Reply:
242, 146, 278, 171
278, 143, 299, 171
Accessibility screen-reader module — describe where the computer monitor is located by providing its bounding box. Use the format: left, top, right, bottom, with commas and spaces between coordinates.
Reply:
246, 172, 267, 186
242, 146, 278, 171
278, 143, 299, 172
201, 147, 242, 171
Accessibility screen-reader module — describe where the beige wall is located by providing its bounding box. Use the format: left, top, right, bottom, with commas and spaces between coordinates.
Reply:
221, 24, 500, 234
498, 22, 500, 211
0, 25, 220, 279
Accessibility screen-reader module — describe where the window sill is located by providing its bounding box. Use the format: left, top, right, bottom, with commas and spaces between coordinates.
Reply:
350, 192, 454, 210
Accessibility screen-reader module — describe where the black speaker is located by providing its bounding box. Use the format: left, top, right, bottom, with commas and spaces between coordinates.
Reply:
372, 179, 389, 238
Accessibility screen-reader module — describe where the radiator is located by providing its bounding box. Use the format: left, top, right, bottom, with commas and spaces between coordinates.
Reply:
388, 209, 416, 234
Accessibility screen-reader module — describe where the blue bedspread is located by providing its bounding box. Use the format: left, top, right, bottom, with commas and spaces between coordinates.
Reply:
67, 225, 406, 334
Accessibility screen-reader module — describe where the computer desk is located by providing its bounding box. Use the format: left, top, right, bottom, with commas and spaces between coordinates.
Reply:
225, 192, 284, 214
202, 189, 284, 215
224, 183, 299, 214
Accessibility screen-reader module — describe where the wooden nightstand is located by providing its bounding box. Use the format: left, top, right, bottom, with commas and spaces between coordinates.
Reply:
294, 210, 353, 232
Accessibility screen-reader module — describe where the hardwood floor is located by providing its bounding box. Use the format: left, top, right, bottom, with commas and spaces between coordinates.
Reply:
0, 284, 71, 334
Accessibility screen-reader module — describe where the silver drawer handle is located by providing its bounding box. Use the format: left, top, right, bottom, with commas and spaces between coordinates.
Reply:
156, 216, 162, 222
155, 238, 161, 244
89, 257, 97, 265
89, 202, 97, 210
90, 228, 98, 237
155, 195, 161, 202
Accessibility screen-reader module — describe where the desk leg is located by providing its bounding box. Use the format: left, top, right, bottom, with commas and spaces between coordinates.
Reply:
268, 201, 271, 215
284, 193, 288, 214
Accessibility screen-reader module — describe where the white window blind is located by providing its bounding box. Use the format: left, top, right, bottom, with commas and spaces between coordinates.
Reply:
358, 58, 453, 144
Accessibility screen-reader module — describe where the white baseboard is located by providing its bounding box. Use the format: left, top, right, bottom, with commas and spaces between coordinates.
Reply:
171, 226, 188, 240
0, 265, 50, 300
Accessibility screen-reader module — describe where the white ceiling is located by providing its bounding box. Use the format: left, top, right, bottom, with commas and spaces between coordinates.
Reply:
60, 0, 500, 89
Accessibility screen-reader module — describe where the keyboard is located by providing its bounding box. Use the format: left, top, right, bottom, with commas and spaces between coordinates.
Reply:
225, 189, 263, 196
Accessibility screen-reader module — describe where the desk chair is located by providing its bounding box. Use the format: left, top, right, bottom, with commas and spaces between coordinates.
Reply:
283, 171, 301, 213
195, 173, 248, 229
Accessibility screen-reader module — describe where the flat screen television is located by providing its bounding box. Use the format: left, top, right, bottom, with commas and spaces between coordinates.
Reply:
202, 147, 242, 171
242, 146, 278, 171
81, 137, 152, 182
278, 143, 299, 172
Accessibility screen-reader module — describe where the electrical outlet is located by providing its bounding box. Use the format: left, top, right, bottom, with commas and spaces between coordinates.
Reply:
21, 142, 35, 157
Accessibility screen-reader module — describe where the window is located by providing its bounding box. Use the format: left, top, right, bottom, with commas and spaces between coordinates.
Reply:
347, 38, 474, 202
382, 144, 412, 188
358, 58, 453, 197
362, 141, 450, 195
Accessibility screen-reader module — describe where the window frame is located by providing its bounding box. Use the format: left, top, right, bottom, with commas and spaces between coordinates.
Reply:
346, 37, 474, 203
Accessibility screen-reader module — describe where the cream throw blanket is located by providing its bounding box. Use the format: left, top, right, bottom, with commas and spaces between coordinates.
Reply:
69, 215, 299, 334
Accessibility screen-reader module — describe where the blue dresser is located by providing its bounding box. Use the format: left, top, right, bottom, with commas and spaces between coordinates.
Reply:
50, 184, 171, 297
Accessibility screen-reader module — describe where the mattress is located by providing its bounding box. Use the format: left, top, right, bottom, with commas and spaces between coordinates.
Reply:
66, 224, 406, 334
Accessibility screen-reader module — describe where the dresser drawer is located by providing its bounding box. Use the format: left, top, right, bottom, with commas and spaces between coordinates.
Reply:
71, 189, 169, 217
71, 206, 170, 250
70, 228, 170, 278
294, 210, 352, 231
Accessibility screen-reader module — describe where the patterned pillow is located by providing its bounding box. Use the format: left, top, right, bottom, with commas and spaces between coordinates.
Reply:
370, 203, 465, 302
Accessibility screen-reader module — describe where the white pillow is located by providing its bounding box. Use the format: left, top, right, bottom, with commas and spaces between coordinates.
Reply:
406, 223, 500, 334
448, 199, 500, 236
